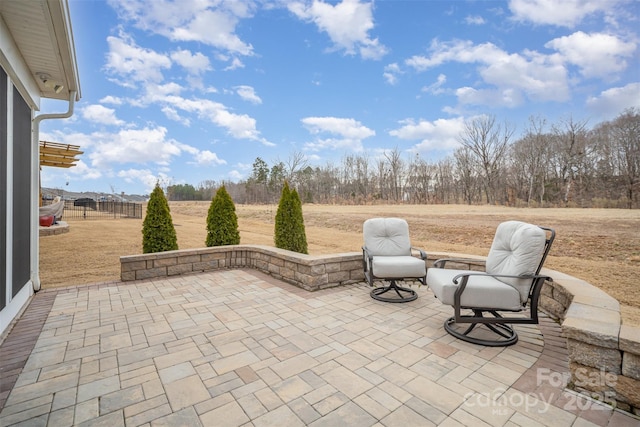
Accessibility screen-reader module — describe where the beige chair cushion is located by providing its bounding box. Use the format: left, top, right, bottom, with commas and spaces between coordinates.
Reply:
363, 218, 411, 256
371, 256, 426, 280
427, 268, 523, 311
486, 221, 546, 303
363, 218, 426, 280
428, 221, 547, 311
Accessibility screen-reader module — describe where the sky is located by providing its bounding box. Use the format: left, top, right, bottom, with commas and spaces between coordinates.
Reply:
39, 0, 640, 196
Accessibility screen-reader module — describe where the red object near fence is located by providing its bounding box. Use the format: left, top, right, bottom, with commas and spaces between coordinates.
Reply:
39, 215, 54, 227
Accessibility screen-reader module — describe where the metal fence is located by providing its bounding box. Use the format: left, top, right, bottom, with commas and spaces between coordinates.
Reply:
42, 200, 143, 220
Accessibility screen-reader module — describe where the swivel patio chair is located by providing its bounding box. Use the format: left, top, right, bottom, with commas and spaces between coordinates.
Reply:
427, 221, 555, 346
362, 218, 427, 303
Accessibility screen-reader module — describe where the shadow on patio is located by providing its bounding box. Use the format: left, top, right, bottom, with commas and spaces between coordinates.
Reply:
0, 270, 637, 426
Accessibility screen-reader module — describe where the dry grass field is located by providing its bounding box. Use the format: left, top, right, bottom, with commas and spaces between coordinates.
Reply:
40, 202, 640, 326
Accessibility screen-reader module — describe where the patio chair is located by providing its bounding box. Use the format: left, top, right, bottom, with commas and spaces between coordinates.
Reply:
362, 217, 427, 303
427, 221, 555, 346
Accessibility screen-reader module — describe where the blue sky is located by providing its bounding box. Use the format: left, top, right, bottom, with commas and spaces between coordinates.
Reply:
40, 0, 640, 195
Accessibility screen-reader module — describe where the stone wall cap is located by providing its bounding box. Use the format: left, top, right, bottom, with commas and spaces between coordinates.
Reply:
566, 302, 620, 324
551, 275, 616, 300
563, 316, 620, 348
620, 324, 640, 355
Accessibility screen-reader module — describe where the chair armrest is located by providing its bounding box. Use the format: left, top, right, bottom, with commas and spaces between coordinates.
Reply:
452, 271, 553, 285
433, 258, 486, 269
450, 272, 553, 308
411, 246, 427, 260
362, 246, 373, 272
362, 246, 372, 258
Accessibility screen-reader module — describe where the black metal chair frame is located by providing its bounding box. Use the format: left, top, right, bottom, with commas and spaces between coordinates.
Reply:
362, 246, 427, 303
432, 226, 555, 346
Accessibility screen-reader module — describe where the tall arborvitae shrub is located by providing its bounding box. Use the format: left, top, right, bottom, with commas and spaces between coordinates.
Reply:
142, 184, 178, 253
206, 185, 240, 246
289, 188, 308, 254
274, 182, 291, 250
274, 182, 308, 254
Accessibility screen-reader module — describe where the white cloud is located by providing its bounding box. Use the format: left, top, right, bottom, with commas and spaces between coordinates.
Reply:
301, 116, 375, 151
105, 32, 171, 84
100, 95, 123, 105
289, 0, 388, 60
88, 126, 184, 168
108, 0, 255, 55
389, 117, 466, 152
163, 96, 271, 144
406, 39, 570, 106
172, 10, 254, 55
223, 57, 245, 71
140, 82, 184, 104
383, 63, 401, 85
455, 86, 524, 108
235, 85, 262, 104
129, 85, 270, 144
228, 170, 244, 180
82, 105, 125, 126
67, 160, 103, 180
465, 15, 486, 25
161, 106, 191, 126
422, 74, 447, 94
195, 150, 226, 166
302, 116, 375, 139
586, 82, 640, 119
545, 31, 636, 79
508, 0, 618, 28
181, 99, 260, 140
170, 49, 212, 74
117, 168, 165, 192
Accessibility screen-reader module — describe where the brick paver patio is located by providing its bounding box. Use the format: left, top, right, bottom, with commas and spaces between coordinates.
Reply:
1, 269, 638, 426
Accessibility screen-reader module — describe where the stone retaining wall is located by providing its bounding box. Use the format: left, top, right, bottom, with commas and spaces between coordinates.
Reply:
120, 245, 363, 291
39, 221, 70, 236
120, 246, 639, 414
539, 269, 640, 414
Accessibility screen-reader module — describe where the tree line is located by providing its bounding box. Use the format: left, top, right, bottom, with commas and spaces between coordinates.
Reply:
166, 108, 639, 209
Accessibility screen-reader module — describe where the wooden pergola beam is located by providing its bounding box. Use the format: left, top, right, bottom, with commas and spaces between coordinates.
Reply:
39, 140, 82, 169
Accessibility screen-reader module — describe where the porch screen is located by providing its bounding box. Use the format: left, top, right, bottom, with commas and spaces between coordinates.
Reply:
0, 68, 6, 310
12, 86, 31, 297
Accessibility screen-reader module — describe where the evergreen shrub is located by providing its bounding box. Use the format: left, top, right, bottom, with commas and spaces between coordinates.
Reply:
206, 185, 240, 246
274, 182, 308, 254
142, 184, 178, 253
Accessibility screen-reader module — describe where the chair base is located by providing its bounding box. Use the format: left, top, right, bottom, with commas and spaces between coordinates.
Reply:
443, 316, 518, 347
370, 280, 418, 303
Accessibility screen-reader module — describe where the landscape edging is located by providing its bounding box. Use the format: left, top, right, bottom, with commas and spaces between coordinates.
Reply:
120, 246, 639, 414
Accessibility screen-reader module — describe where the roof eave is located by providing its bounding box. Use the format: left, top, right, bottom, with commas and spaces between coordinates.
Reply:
45, 0, 81, 101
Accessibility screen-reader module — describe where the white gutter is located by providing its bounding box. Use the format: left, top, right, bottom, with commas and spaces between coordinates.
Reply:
31, 90, 76, 291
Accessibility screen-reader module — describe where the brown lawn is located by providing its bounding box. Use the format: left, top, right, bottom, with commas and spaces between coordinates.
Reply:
39, 202, 640, 326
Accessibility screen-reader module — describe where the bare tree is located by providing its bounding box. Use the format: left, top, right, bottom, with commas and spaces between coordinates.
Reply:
609, 108, 640, 208
510, 116, 551, 206
454, 146, 480, 205
406, 153, 434, 203
283, 150, 308, 186
434, 158, 456, 204
550, 116, 589, 204
197, 180, 219, 201
458, 115, 514, 204
374, 158, 388, 201
174, 109, 639, 209
384, 147, 405, 202
354, 154, 370, 201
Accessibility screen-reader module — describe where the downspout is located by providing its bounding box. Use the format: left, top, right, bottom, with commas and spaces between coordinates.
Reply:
31, 90, 77, 291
